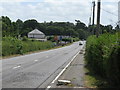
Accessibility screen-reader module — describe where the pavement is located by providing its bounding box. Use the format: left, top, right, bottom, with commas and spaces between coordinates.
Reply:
2, 41, 86, 89
48, 45, 86, 89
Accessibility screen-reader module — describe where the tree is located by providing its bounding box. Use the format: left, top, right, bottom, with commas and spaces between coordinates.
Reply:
2, 16, 12, 37
16, 19, 23, 36
77, 29, 87, 39
46, 26, 64, 35
37, 23, 47, 34
23, 19, 39, 29
75, 20, 87, 30
21, 19, 39, 36
2, 16, 92, 39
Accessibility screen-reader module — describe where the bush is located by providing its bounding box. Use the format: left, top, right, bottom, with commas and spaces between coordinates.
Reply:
2, 37, 23, 56
22, 36, 29, 41
47, 36, 54, 42
72, 37, 79, 42
2, 37, 54, 56
85, 33, 120, 87
62, 37, 79, 43
62, 38, 71, 42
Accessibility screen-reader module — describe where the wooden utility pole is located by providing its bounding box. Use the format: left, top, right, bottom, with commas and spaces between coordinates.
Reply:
92, 1, 95, 26
96, 0, 101, 37
92, 1, 95, 35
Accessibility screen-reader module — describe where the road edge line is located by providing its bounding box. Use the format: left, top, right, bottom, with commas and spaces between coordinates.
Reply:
46, 49, 81, 89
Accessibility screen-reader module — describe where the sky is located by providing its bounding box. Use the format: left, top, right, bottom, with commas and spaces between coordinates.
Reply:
0, 0, 119, 27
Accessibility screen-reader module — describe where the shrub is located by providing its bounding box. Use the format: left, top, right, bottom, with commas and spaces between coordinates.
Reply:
2, 37, 23, 56
85, 33, 120, 87
2, 37, 54, 56
22, 36, 29, 41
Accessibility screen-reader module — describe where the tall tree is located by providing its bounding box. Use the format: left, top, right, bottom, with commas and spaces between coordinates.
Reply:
16, 19, 23, 36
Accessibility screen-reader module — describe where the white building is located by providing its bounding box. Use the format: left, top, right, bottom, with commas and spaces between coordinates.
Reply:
118, 1, 120, 27
28, 29, 47, 41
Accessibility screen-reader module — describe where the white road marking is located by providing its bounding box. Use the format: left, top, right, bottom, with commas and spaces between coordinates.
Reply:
51, 50, 81, 84
46, 86, 51, 90
47, 86, 51, 88
13, 65, 21, 69
17, 66, 21, 68
46, 49, 82, 90
34, 60, 38, 62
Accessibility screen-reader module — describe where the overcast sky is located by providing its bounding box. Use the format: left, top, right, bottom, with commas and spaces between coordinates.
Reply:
0, 0, 119, 26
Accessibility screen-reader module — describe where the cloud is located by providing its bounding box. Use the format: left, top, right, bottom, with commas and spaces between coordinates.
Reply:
0, 0, 37, 2
0, 0, 118, 26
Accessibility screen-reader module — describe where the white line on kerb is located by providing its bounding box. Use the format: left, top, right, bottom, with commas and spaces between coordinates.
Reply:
47, 86, 51, 89
51, 50, 80, 84
46, 43, 85, 89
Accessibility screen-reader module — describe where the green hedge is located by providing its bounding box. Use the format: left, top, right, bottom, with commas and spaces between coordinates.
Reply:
2, 37, 54, 56
85, 33, 120, 87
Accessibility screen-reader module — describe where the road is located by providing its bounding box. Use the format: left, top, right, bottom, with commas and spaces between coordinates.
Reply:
2, 41, 85, 89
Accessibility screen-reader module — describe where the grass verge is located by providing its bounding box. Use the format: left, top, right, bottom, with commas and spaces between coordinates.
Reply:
2, 42, 72, 59
84, 65, 110, 88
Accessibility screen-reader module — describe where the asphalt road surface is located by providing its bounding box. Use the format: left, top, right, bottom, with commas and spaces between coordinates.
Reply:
2, 41, 85, 89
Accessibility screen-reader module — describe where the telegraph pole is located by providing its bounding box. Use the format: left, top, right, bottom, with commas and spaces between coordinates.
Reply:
92, 1, 95, 35
92, 1, 95, 26
96, 0, 101, 37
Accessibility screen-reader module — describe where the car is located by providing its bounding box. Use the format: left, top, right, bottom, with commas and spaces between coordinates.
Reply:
79, 41, 83, 45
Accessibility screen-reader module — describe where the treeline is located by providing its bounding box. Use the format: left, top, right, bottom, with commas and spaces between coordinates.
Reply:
85, 33, 120, 87
1, 16, 90, 39
1, 16, 118, 39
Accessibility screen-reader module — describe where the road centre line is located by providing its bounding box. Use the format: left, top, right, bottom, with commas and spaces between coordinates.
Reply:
13, 65, 21, 69
34, 60, 38, 62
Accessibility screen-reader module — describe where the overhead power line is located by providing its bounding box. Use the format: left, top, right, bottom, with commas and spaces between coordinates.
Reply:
101, 8, 118, 17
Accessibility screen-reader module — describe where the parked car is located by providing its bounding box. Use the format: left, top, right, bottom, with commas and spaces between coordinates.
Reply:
79, 41, 83, 45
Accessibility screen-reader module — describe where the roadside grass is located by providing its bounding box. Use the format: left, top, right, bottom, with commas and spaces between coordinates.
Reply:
84, 65, 110, 88
2, 42, 72, 59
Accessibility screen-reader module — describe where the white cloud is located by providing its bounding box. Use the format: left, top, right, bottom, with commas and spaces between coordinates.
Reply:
0, 0, 36, 2
1, 0, 119, 3
0, 0, 118, 26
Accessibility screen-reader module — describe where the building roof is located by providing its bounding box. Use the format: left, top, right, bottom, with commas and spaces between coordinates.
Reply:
28, 29, 45, 35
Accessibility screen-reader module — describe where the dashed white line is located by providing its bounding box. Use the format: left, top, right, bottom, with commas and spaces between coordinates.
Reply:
17, 66, 21, 68
13, 65, 21, 69
34, 60, 38, 62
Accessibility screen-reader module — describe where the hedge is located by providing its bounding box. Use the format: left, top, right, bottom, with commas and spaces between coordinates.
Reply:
85, 33, 120, 87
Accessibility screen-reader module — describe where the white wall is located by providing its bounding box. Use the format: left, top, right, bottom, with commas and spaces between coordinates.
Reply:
28, 34, 45, 39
